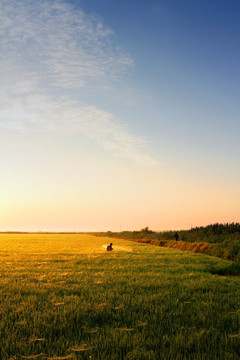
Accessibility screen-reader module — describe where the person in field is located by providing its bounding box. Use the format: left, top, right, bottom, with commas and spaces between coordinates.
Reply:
107, 243, 113, 251
174, 232, 179, 241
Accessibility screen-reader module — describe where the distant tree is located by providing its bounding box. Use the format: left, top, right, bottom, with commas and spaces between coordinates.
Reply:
140, 227, 153, 234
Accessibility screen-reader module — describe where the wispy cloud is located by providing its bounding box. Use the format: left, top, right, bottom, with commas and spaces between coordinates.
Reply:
0, 0, 159, 166
0, 94, 159, 166
0, 0, 132, 90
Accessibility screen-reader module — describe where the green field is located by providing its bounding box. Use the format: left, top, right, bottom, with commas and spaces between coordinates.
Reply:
0, 234, 239, 360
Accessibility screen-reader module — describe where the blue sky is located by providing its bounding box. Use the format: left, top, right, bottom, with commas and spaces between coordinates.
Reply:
0, 0, 240, 231
80, 0, 240, 171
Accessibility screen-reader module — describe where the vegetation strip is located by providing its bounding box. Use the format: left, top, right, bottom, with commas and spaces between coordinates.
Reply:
92, 222, 240, 262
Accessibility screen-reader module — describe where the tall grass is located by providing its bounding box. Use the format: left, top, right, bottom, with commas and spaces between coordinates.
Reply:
0, 233, 239, 359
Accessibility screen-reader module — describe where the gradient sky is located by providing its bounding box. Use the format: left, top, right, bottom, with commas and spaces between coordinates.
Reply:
1, 0, 240, 231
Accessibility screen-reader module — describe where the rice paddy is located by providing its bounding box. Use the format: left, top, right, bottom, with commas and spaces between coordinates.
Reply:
0, 233, 239, 359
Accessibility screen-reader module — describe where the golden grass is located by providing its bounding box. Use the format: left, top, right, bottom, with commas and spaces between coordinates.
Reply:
1, 233, 239, 359
137, 321, 147, 327
29, 336, 45, 342
46, 355, 75, 360
0, 233, 134, 255
167, 240, 212, 253
69, 344, 93, 352
20, 354, 46, 359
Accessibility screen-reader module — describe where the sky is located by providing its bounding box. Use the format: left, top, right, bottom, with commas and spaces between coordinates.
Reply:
0, 0, 240, 232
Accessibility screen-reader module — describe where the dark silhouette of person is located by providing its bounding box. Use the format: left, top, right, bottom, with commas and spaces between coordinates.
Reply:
107, 243, 113, 251
174, 232, 179, 241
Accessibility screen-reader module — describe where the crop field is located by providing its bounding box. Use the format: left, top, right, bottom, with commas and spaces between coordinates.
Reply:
0, 234, 239, 360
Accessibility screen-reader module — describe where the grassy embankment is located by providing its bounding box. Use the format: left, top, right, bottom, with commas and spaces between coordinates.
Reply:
0, 233, 240, 360
93, 223, 240, 262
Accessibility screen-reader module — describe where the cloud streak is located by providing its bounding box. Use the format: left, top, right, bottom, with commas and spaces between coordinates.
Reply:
0, 0, 159, 166
0, 0, 132, 90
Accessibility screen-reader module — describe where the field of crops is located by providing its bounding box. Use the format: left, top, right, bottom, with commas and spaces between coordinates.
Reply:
0, 234, 239, 359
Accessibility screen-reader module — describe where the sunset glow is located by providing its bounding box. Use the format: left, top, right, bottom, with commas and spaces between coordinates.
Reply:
1, 0, 240, 231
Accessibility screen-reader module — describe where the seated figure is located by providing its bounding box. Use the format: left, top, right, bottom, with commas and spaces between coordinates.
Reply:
107, 243, 113, 251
